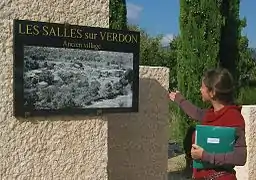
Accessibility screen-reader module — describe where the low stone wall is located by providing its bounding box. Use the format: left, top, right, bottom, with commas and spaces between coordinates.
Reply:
0, 0, 110, 179
235, 105, 256, 180
108, 66, 169, 180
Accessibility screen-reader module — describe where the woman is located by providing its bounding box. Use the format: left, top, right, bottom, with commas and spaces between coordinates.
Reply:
169, 68, 247, 180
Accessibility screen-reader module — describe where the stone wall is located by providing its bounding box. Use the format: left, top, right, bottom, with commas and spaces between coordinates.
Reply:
0, 1, 170, 179
235, 105, 256, 180
0, 0, 109, 179
108, 66, 169, 180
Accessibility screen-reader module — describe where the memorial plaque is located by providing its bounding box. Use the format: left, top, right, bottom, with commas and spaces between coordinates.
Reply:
13, 19, 140, 117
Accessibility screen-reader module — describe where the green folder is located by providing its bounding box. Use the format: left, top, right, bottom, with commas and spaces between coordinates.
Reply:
193, 125, 236, 169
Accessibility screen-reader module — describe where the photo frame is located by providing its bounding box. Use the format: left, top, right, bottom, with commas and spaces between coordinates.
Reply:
13, 19, 140, 117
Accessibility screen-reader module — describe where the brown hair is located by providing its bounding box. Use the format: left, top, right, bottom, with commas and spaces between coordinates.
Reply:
202, 67, 235, 104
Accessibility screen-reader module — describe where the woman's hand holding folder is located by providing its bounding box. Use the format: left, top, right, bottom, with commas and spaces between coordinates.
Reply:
191, 144, 204, 160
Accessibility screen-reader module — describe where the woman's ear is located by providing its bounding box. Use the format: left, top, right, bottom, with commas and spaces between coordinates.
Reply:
209, 90, 215, 99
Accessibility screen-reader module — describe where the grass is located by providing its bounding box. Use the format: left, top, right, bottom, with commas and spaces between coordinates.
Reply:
169, 103, 185, 145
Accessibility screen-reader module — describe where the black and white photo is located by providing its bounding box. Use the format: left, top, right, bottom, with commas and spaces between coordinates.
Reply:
23, 46, 134, 110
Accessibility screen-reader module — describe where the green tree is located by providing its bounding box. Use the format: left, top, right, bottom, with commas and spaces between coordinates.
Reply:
178, 0, 222, 114
235, 14, 256, 105
128, 25, 178, 88
238, 38, 255, 88
237, 18, 256, 87
168, 37, 179, 89
219, 0, 240, 85
109, 0, 127, 30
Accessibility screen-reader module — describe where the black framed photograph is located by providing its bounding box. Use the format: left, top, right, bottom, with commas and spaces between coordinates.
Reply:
13, 19, 140, 117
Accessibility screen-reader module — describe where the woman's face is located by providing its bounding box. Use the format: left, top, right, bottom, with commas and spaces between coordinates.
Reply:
200, 81, 213, 102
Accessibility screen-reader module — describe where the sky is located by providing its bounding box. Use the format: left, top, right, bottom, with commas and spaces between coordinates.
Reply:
126, 0, 256, 47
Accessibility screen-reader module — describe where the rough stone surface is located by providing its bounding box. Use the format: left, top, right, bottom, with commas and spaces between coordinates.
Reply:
235, 105, 256, 180
107, 66, 170, 180
0, 0, 109, 179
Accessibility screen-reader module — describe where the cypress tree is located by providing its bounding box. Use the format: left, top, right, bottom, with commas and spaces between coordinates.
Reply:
219, 0, 240, 91
178, 0, 222, 113
109, 0, 127, 30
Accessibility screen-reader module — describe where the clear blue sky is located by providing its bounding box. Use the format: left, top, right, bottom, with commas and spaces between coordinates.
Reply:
126, 0, 255, 47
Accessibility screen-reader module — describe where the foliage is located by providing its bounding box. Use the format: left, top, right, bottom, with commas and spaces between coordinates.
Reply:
109, 0, 127, 30
169, 103, 189, 145
238, 35, 256, 88
177, 0, 223, 131
236, 16, 256, 105
219, 0, 240, 84
128, 24, 178, 89
250, 48, 256, 60
237, 86, 256, 105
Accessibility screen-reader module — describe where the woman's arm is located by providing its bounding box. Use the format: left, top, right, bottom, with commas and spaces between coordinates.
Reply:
174, 93, 206, 122
201, 128, 247, 166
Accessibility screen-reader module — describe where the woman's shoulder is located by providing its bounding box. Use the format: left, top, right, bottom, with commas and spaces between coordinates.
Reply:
223, 105, 245, 128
